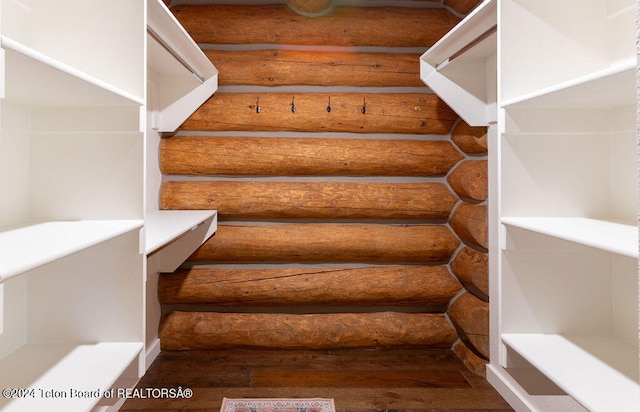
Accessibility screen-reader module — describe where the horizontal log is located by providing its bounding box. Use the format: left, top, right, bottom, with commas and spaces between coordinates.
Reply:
450, 203, 488, 251
453, 341, 487, 377
159, 311, 458, 350
158, 266, 462, 307
206, 49, 423, 87
447, 292, 489, 359
179, 93, 458, 135
160, 181, 457, 220
170, 4, 459, 47
447, 160, 488, 203
160, 136, 463, 177
451, 121, 488, 155
451, 247, 488, 299
188, 224, 460, 264
288, 0, 333, 15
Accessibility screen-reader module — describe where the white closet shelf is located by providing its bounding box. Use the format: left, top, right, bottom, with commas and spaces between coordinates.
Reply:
502, 333, 640, 412
145, 210, 217, 255
501, 59, 636, 109
0, 220, 144, 282
420, 0, 496, 126
1, 36, 144, 106
0, 342, 143, 412
501, 217, 638, 258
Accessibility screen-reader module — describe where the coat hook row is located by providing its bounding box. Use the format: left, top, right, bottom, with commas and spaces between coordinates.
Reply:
252, 96, 367, 114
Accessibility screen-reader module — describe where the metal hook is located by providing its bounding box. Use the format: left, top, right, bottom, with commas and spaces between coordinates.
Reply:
256, 97, 261, 113
291, 96, 296, 113
327, 96, 331, 113
361, 98, 366, 114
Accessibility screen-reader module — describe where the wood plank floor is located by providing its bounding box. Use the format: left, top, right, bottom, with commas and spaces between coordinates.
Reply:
121, 349, 513, 412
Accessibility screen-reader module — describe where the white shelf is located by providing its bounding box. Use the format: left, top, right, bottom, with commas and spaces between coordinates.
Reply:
0, 220, 143, 282
147, 0, 218, 132
145, 210, 217, 254
0, 342, 143, 412
501, 60, 636, 109
501, 217, 638, 258
1, 36, 144, 106
502, 334, 640, 412
419, 0, 496, 126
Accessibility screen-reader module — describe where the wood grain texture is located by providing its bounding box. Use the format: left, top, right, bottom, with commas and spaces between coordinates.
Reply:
206, 49, 423, 87
250, 369, 469, 388
160, 181, 457, 220
188, 224, 461, 264
444, 0, 484, 15
449, 203, 488, 251
453, 341, 488, 378
451, 121, 488, 155
159, 311, 458, 350
121, 348, 513, 411
160, 136, 463, 177
448, 292, 489, 359
447, 160, 488, 203
170, 4, 460, 47
158, 266, 462, 307
179, 93, 458, 135
451, 246, 489, 299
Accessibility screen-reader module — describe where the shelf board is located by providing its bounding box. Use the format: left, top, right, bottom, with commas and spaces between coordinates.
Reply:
502, 333, 639, 412
0, 342, 142, 412
1, 36, 144, 106
419, 0, 496, 126
0, 220, 144, 282
501, 59, 636, 109
145, 210, 217, 255
501, 217, 638, 258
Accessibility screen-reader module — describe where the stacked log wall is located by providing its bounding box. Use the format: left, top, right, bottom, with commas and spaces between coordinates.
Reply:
160, 0, 488, 374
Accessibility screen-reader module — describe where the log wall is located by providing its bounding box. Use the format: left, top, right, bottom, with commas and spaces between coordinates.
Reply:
160, 2, 490, 374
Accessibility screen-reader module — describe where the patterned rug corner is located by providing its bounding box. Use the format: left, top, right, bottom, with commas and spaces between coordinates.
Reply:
220, 398, 336, 412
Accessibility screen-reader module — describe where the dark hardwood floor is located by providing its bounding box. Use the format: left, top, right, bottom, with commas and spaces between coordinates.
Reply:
120, 348, 513, 412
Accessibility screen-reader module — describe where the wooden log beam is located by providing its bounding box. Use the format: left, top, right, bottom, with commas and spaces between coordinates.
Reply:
447, 292, 489, 359
206, 50, 423, 87
188, 224, 460, 264
170, 4, 460, 47
179, 93, 458, 135
287, 0, 333, 16
159, 311, 458, 350
453, 341, 487, 377
160, 181, 457, 220
447, 160, 488, 203
160, 136, 463, 177
450, 203, 488, 251
451, 121, 487, 155
451, 247, 488, 299
158, 266, 462, 307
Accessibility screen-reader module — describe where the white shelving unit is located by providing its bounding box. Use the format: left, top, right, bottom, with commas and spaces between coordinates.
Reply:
0, 0, 218, 410
492, 0, 639, 411
422, 0, 639, 410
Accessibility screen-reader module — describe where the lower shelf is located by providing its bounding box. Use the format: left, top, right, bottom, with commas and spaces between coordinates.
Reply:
0, 342, 142, 412
501, 217, 638, 258
502, 333, 639, 412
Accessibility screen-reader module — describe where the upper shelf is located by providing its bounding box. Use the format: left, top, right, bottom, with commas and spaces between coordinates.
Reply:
420, 0, 496, 126
1, 36, 143, 107
147, 0, 218, 132
501, 59, 637, 109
